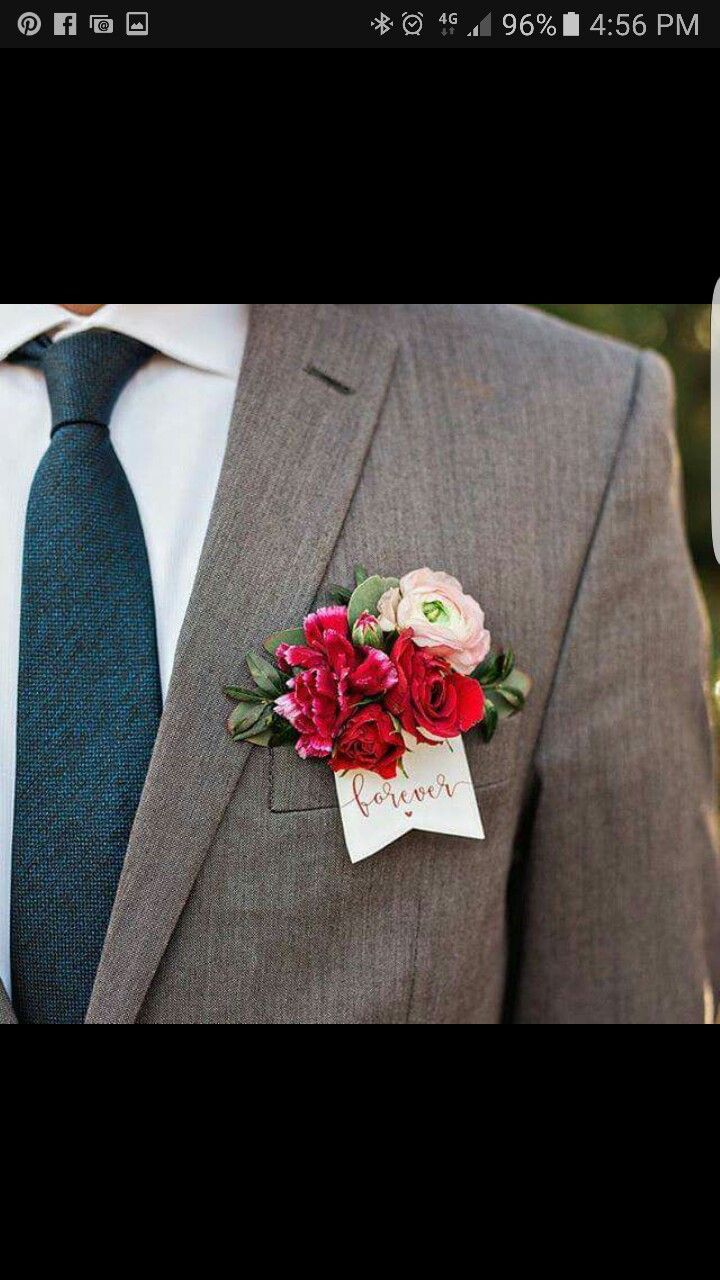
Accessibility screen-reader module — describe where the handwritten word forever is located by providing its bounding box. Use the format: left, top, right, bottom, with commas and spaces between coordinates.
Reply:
347, 771, 471, 819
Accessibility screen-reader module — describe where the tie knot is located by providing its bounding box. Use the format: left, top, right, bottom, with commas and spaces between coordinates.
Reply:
9, 328, 154, 435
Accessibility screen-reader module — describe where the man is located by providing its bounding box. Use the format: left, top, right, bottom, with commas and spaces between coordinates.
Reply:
0, 302, 717, 1024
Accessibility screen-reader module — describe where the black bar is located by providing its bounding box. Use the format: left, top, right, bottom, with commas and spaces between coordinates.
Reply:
3, 0, 719, 49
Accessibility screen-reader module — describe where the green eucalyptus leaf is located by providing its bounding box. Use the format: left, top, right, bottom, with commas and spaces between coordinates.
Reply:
263, 627, 306, 656
246, 651, 286, 697
347, 574, 399, 629
224, 686, 267, 703
354, 564, 369, 586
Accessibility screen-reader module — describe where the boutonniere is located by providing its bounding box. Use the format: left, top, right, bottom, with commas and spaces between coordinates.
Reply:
225, 566, 530, 780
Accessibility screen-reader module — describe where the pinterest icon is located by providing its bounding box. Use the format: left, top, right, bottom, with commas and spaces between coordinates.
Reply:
17, 11, 41, 34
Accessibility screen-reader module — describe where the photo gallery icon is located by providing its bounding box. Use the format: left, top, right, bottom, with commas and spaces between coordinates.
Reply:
126, 11, 148, 34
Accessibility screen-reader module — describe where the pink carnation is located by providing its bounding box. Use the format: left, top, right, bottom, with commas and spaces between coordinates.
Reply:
274, 606, 397, 759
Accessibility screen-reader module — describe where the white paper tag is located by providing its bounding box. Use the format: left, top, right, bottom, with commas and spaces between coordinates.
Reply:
334, 735, 485, 863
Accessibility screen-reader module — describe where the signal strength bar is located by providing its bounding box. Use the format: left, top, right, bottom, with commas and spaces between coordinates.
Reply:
467, 13, 492, 36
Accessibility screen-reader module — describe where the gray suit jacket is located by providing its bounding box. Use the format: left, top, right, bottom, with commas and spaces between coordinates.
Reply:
2, 303, 718, 1024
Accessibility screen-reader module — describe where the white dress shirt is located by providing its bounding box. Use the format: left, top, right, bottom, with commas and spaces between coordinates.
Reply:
0, 303, 249, 998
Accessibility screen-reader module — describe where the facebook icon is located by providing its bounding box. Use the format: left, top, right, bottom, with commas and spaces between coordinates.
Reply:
53, 12, 77, 34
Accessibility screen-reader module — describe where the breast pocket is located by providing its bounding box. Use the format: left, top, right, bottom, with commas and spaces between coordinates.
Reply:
463, 713, 522, 790
269, 745, 338, 813
269, 716, 522, 815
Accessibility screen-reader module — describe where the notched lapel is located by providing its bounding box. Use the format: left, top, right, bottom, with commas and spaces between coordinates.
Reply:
87, 305, 398, 1024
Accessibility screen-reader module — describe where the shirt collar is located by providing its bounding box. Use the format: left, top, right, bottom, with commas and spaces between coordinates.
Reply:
0, 304, 70, 361
0, 303, 248, 379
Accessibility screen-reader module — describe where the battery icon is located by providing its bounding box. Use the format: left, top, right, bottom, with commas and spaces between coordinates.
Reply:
562, 11, 579, 35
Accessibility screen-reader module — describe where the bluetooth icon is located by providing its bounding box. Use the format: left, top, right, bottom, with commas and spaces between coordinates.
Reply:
371, 12, 393, 34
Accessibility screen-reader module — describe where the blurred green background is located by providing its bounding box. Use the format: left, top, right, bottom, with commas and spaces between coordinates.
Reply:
533, 305, 717, 661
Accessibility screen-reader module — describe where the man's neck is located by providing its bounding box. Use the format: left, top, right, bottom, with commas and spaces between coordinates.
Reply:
57, 304, 106, 316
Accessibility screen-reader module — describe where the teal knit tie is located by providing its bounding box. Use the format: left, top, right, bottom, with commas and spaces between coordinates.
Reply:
9, 329, 162, 1024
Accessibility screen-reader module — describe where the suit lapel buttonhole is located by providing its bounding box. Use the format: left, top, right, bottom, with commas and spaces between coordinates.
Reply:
304, 365, 355, 396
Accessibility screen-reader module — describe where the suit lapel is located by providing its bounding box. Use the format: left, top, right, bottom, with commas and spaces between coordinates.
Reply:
87, 304, 398, 1024
0, 981, 16, 1025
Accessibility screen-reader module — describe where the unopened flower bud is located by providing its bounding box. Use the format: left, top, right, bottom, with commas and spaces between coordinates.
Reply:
352, 611, 385, 649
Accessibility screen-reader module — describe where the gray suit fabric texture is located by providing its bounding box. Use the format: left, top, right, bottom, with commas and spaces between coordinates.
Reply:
2, 303, 718, 1025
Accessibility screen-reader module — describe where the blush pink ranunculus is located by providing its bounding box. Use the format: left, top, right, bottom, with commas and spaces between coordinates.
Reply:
274, 606, 397, 760
378, 568, 490, 676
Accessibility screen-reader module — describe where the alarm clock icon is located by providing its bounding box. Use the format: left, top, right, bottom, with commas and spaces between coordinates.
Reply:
402, 11, 424, 35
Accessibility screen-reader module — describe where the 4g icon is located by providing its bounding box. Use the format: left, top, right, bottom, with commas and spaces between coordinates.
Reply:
439, 11, 458, 34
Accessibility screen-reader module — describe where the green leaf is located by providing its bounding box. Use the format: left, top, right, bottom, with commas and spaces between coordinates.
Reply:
263, 627, 306, 656
501, 667, 531, 703
483, 669, 531, 723
508, 667, 531, 695
473, 649, 521, 688
227, 701, 269, 737
223, 685, 267, 703
347, 574, 399, 629
231, 711, 298, 749
496, 684, 524, 711
327, 584, 353, 605
246, 651, 286, 697
268, 718, 299, 746
471, 651, 503, 684
354, 564, 369, 586
244, 728, 273, 746
480, 699, 498, 742
233, 713, 275, 743
493, 688, 517, 718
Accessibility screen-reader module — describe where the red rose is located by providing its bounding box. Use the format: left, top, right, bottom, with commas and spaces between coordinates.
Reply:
386, 630, 484, 740
329, 704, 405, 779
